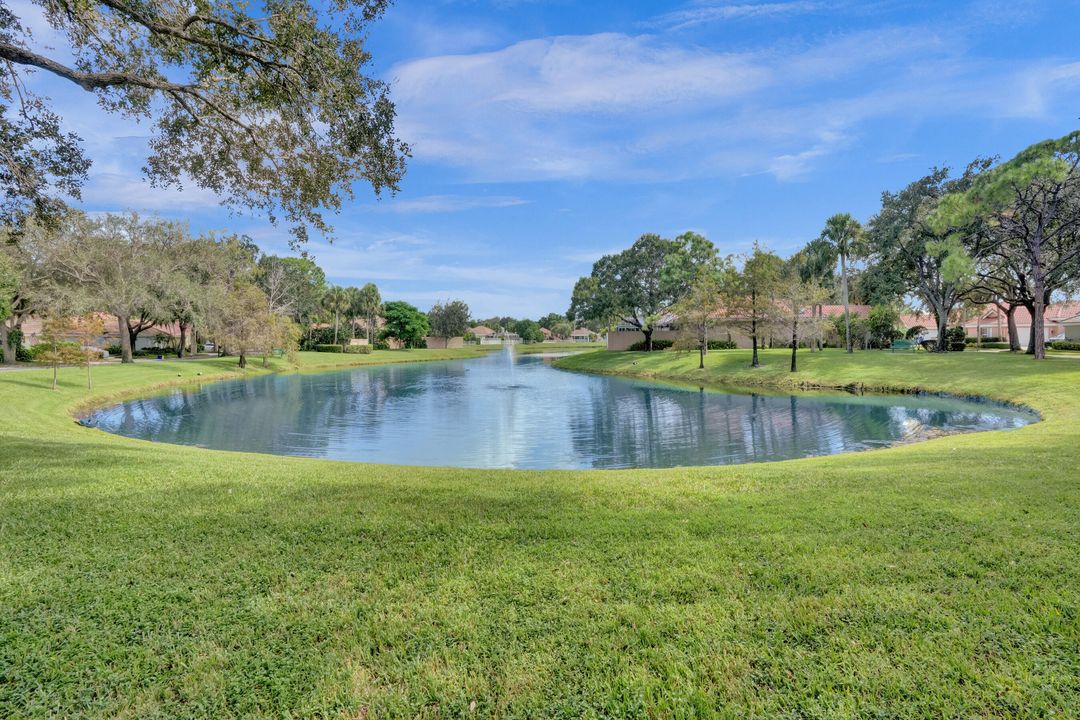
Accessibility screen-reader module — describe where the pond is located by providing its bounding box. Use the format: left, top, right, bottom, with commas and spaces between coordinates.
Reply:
82, 350, 1038, 470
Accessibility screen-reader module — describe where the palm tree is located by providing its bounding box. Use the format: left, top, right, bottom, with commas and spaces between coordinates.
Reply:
322, 286, 350, 346
357, 283, 381, 344
820, 213, 865, 353
799, 237, 838, 352
345, 286, 364, 340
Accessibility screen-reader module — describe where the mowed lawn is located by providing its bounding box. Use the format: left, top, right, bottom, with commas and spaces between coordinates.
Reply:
1, 348, 1078, 718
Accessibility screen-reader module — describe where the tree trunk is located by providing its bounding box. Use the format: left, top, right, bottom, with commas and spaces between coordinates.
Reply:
333, 313, 339, 346
189, 323, 197, 355
1006, 306, 1020, 352
935, 309, 949, 353
750, 317, 760, 367
0, 322, 13, 365
1032, 270, 1047, 360
841, 253, 852, 353
1032, 299, 1046, 360
52, 361, 58, 390
118, 315, 134, 363
790, 314, 798, 372
643, 327, 654, 352
177, 323, 187, 359
238, 350, 247, 369
87, 359, 92, 390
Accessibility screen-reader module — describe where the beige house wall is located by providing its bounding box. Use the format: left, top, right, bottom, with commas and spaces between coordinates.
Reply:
425, 336, 464, 349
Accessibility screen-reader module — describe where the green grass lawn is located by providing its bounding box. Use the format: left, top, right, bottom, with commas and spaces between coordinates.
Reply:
1, 348, 1078, 718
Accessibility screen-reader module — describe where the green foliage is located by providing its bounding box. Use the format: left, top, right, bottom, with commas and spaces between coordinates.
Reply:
904, 325, 927, 340
256, 255, 326, 322
707, 339, 738, 350
344, 344, 372, 354
0, 1, 408, 243
628, 339, 674, 351
314, 344, 343, 353
380, 301, 430, 348
3, 351, 1079, 716
865, 305, 902, 348
570, 233, 684, 333
514, 319, 545, 344
1049, 340, 1080, 351
427, 300, 471, 339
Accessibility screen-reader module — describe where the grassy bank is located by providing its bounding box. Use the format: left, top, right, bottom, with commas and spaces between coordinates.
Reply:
1, 349, 1078, 718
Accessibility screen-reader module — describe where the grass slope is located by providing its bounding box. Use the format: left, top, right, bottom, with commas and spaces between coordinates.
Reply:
1, 348, 1078, 718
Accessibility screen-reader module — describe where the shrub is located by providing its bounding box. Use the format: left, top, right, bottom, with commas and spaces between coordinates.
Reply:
628, 339, 674, 351
133, 348, 177, 357
344, 344, 372, 354
29, 341, 82, 362
707, 339, 737, 350
904, 325, 926, 340
314, 344, 343, 353
106, 343, 122, 357
949, 341, 966, 352
1049, 340, 1080, 352
966, 336, 1000, 344
373, 340, 390, 351
944, 326, 966, 342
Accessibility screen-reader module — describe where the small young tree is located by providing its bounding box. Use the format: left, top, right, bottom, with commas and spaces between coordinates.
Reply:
775, 258, 831, 372
719, 244, 784, 368
70, 314, 106, 389
210, 282, 272, 369
671, 270, 722, 369
36, 316, 83, 390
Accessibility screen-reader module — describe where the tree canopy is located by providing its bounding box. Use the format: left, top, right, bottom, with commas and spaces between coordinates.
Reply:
381, 300, 428, 348
0, 0, 408, 241
427, 300, 470, 338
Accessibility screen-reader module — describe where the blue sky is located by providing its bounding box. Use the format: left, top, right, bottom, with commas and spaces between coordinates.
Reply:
13, 0, 1080, 318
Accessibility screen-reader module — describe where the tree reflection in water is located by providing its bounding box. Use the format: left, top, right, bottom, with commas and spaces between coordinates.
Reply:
86, 354, 1037, 469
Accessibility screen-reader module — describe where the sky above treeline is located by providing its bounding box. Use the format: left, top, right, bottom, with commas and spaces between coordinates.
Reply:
15, 0, 1080, 318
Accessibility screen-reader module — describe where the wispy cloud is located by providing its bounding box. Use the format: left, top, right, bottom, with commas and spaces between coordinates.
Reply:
388, 22, 1080, 185
654, 1, 824, 31
370, 194, 529, 213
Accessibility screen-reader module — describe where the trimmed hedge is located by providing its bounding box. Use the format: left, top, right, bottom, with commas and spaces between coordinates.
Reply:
314, 344, 343, 353
344, 344, 372, 354
707, 339, 738, 350
948, 342, 966, 352
966, 336, 1001, 344
627, 339, 674, 352
1050, 340, 1080, 352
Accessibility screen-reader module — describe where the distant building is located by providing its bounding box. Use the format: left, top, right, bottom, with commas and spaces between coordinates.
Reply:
961, 302, 1080, 346
570, 328, 596, 343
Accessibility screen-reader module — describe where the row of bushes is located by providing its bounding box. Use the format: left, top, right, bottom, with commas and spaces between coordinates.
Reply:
1050, 340, 1080, 351
627, 338, 739, 352
314, 343, 374, 354
965, 336, 1001, 344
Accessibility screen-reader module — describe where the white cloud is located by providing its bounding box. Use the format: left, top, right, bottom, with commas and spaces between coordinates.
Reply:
370, 194, 529, 213
655, 1, 824, 31
80, 173, 223, 214
388, 24, 1080, 184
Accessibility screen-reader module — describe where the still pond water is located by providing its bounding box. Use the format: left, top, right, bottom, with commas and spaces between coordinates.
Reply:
84, 350, 1037, 470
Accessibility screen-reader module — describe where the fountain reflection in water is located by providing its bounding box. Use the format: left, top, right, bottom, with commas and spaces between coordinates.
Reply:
83, 353, 1038, 470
